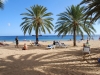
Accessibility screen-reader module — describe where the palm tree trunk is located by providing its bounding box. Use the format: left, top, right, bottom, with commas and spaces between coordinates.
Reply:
36, 26, 39, 44
82, 34, 84, 40
73, 26, 76, 46
36, 35, 38, 44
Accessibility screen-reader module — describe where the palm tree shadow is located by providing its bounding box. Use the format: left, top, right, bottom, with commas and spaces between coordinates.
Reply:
0, 53, 49, 75
0, 47, 100, 75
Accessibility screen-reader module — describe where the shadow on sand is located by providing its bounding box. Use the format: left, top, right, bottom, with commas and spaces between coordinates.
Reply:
0, 47, 100, 75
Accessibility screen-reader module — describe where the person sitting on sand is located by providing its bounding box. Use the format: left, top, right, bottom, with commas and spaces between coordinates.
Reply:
22, 43, 28, 50
86, 40, 90, 46
83, 40, 90, 47
86, 40, 89, 44
99, 37, 100, 40
83, 43, 86, 47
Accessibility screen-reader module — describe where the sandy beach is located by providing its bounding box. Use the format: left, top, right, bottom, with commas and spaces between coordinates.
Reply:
0, 40, 100, 75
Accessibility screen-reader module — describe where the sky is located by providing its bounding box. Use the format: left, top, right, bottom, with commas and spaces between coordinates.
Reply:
0, 0, 100, 36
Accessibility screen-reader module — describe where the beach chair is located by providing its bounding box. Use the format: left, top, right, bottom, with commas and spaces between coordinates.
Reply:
83, 47, 90, 54
46, 45, 55, 49
82, 47, 91, 59
30, 41, 40, 46
29, 40, 35, 46
60, 43, 68, 48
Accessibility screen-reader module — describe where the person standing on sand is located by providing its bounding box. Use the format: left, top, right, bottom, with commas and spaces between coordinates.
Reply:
15, 36, 19, 48
53, 41, 55, 45
99, 37, 100, 40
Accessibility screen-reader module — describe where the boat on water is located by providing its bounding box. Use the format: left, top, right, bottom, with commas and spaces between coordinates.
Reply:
32, 35, 42, 36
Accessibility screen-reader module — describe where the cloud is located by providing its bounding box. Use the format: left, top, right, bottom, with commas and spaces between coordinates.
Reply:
1, 0, 8, 3
8, 23, 11, 26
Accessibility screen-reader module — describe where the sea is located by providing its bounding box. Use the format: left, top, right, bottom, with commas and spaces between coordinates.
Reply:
0, 35, 100, 41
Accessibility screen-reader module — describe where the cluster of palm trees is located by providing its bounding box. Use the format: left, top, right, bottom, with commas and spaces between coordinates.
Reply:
1, 0, 100, 46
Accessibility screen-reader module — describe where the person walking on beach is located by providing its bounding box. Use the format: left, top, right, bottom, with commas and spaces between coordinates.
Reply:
15, 36, 19, 48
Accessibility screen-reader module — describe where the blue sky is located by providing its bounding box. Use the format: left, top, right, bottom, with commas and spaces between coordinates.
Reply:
0, 0, 100, 36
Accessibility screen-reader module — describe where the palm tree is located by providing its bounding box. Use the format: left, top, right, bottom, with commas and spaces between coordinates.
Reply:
79, 0, 100, 23
20, 5, 54, 44
0, 0, 3, 9
55, 5, 96, 46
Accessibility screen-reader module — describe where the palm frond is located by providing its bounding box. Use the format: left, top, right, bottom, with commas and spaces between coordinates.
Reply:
0, 0, 3, 9
20, 4, 54, 38
79, 0, 100, 23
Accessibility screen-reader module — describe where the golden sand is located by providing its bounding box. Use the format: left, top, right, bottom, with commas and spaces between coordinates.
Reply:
0, 40, 100, 75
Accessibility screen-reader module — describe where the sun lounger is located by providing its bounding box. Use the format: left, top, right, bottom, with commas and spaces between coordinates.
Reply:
60, 43, 68, 48
55, 42, 67, 48
55, 42, 60, 47
29, 40, 35, 45
46, 45, 55, 49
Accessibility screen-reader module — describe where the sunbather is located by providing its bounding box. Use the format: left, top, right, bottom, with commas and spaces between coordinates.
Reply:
0, 42, 9, 46
0, 42, 4, 45
22, 43, 28, 50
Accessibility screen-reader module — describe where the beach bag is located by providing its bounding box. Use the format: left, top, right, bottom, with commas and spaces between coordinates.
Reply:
98, 58, 100, 63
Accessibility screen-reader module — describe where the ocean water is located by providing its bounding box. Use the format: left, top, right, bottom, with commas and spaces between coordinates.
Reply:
0, 35, 100, 41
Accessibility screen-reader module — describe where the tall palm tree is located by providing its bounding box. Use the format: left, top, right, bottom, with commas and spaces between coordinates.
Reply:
20, 5, 54, 44
79, 0, 100, 23
55, 5, 96, 46
0, 0, 3, 9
